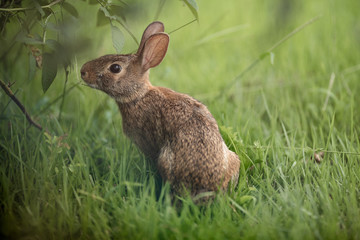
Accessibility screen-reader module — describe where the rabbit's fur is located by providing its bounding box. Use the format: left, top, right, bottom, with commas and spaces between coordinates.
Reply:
81, 22, 240, 196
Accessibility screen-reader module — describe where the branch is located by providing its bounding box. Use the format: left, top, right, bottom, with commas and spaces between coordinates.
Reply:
0, 0, 63, 12
0, 79, 45, 132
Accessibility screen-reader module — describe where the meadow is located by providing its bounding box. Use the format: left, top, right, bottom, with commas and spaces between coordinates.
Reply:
0, 0, 359, 239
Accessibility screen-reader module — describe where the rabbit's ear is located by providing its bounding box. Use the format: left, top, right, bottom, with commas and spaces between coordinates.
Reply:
140, 33, 169, 71
137, 21, 165, 55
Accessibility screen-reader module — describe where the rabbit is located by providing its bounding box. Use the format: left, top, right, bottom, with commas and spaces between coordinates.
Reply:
80, 21, 240, 197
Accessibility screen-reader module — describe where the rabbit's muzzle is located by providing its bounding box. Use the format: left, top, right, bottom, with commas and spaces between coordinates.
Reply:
80, 62, 102, 89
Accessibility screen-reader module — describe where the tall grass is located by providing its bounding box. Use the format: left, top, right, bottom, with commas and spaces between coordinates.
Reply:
1, 0, 359, 239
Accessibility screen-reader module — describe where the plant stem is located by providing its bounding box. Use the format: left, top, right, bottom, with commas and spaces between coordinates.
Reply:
36, 82, 81, 116
0, 0, 63, 12
217, 15, 322, 99
168, 19, 197, 35
154, 0, 166, 21
0, 79, 44, 132
58, 69, 69, 121
117, 20, 139, 46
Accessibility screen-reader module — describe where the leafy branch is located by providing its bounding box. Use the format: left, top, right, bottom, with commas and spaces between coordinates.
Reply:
0, 0, 200, 133
0, 0, 63, 12
96, 4, 137, 53
97, 0, 199, 53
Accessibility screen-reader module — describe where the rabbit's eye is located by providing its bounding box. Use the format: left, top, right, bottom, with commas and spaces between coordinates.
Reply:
110, 64, 122, 73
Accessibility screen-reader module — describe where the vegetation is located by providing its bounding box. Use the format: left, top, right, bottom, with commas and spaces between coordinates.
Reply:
1, 0, 359, 239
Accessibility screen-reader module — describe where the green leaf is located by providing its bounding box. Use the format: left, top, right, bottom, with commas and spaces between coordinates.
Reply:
219, 125, 241, 152
45, 39, 71, 69
33, 0, 45, 17
16, 31, 44, 45
111, 25, 124, 53
89, 0, 98, 5
253, 159, 263, 164
109, 4, 126, 21
239, 195, 256, 205
46, 22, 61, 32
43, 8, 53, 18
45, 39, 62, 51
28, 53, 37, 81
62, 2, 79, 18
259, 52, 270, 60
259, 52, 275, 65
42, 53, 58, 93
18, 37, 44, 45
219, 125, 255, 170
96, 9, 108, 27
182, 0, 199, 20
100, 6, 116, 20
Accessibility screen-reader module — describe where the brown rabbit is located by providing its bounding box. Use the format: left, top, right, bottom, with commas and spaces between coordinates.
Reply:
81, 21, 240, 197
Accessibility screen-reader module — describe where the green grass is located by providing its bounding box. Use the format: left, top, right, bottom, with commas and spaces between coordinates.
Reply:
1, 0, 360, 239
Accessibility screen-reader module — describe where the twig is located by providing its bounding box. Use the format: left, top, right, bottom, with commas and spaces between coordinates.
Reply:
117, 20, 139, 46
0, 0, 63, 12
0, 79, 44, 132
129, 19, 197, 53
168, 19, 197, 35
